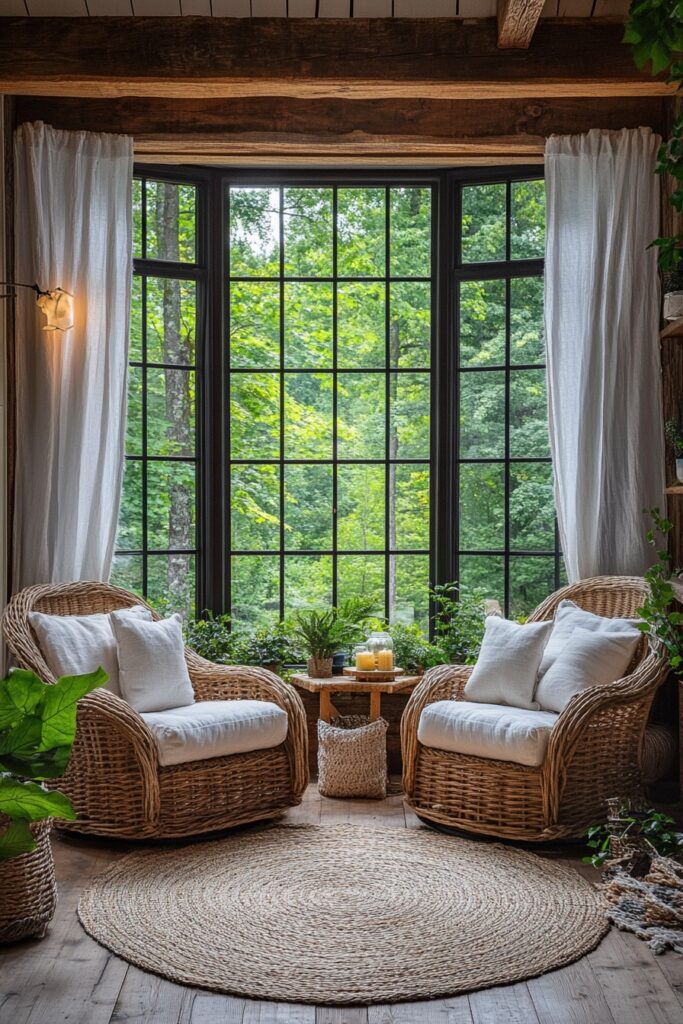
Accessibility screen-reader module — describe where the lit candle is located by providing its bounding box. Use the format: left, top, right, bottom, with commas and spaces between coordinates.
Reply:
356, 651, 376, 671
377, 649, 394, 670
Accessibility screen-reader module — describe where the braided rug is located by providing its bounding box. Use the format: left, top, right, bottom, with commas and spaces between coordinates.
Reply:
78, 823, 607, 1004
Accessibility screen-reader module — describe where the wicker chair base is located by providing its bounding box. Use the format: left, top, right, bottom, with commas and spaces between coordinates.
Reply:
0, 821, 56, 943
54, 745, 301, 840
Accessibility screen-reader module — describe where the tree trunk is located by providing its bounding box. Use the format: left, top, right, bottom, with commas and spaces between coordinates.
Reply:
156, 184, 193, 609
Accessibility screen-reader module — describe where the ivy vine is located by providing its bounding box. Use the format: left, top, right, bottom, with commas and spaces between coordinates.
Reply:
624, 1, 683, 270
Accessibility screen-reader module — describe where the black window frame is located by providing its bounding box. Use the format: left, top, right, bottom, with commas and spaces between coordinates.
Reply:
118, 164, 560, 626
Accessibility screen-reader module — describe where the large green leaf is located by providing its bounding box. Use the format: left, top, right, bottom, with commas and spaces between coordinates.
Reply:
0, 671, 44, 729
39, 667, 107, 750
0, 778, 76, 822
0, 819, 36, 862
0, 745, 72, 780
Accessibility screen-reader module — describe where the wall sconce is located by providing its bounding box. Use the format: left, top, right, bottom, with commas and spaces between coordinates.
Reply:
0, 281, 74, 332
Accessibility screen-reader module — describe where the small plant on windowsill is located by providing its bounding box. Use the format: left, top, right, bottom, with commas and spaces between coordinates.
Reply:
184, 611, 243, 665
241, 621, 301, 676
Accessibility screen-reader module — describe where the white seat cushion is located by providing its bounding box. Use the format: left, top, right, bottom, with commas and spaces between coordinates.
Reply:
141, 699, 289, 767
417, 700, 558, 768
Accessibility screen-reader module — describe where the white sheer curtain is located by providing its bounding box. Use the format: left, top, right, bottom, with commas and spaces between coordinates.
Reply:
544, 128, 665, 582
13, 122, 133, 589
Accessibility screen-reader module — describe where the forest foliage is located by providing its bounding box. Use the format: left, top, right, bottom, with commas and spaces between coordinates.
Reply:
114, 175, 560, 637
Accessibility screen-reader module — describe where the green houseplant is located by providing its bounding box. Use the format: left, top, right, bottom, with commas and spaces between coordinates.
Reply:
665, 420, 683, 483
241, 621, 301, 675
293, 604, 368, 679
637, 508, 683, 677
0, 666, 105, 941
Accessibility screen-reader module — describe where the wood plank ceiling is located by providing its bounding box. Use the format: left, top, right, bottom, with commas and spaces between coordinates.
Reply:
0, 1, 631, 18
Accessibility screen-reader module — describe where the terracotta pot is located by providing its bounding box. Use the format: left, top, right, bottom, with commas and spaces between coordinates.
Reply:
308, 656, 333, 679
0, 820, 56, 943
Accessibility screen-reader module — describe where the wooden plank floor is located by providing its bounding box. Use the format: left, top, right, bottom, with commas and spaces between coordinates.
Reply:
1, 782, 682, 1024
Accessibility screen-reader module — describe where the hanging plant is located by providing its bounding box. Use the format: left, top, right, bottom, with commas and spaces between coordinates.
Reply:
624, 1, 683, 270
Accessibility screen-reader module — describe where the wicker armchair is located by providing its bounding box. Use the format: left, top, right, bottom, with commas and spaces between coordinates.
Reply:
2, 581, 309, 840
401, 576, 669, 842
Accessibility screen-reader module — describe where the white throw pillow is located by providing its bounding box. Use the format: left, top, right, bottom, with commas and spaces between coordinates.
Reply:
29, 605, 152, 697
463, 616, 553, 711
538, 599, 641, 677
111, 612, 195, 713
535, 626, 641, 713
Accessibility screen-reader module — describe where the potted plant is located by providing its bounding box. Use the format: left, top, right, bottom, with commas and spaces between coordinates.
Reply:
184, 611, 243, 664
293, 606, 365, 679
0, 666, 105, 942
665, 420, 683, 484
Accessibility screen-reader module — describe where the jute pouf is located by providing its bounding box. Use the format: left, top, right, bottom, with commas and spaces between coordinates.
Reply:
78, 824, 608, 1005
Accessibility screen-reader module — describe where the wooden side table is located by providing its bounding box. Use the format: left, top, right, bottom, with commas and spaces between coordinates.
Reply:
290, 672, 421, 724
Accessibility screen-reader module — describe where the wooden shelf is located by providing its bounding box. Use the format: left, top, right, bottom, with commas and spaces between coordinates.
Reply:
666, 485, 683, 494
661, 317, 683, 339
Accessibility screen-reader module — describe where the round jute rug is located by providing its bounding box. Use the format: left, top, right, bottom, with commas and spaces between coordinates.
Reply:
78, 824, 608, 1005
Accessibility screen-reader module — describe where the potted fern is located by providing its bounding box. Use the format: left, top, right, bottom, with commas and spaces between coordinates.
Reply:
293, 603, 367, 679
0, 665, 105, 942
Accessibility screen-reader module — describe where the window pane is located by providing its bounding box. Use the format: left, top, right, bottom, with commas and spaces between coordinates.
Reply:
391, 282, 430, 368
509, 556, 555, 619
147, 461, 196, 550
230, 187, 280, 278
283, 187, 333, 277
337, 373, 385, 459
510, 462, 555, 551
126, 366, 143, 456
391, 187, 431, 277
111, 553, 143, 595
337, 555, 385, 615
337, 464, 385, 551
392, 464, 429, 549
285, 464, 333, 551
145, 181, 196, 264
459, 371, 505, 458
461, 183, 506, 264
392, 373, 430, 459
337, 188, 385, 278
231, 555, 280, 628
511, 180, 545, 261
458, 554, 504, 607
130, 276, 142, 361
459, 463, 504, 550
230, 281, 280, 369
117, 460, 143, 551
284, 555, 333, 613
284, 373, 333, 459
510, 276, 544, 366
230, 373, 280, 460
391, 554, 429, 632
337, 282, 385, 369
285, 282, 333, 368
145, 278, 197, 365
148, 553, 196, 619
459, 279, 506, 368
510, 369, 549, 457
146, 368, 195, 457
231, 464, 280, 551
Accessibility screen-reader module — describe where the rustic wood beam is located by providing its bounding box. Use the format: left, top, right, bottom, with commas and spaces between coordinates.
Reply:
0, 18, 673, 100
497, 0, 546, 49
14, 95, 665, 166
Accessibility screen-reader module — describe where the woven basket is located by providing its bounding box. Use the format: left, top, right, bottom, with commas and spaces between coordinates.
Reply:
0, 820, 57, 943
317, 715, 388, 799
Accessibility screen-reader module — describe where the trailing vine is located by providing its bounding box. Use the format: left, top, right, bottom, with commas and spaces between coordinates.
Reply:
624, 1, 683, 270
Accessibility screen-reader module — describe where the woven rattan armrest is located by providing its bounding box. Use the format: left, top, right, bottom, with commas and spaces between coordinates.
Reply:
401, 664, 473, 795
187, 660, 309, 798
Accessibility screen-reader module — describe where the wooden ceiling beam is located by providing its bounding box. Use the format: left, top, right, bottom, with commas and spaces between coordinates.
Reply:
0, 17, 673, 100
497, 0, 546, 49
